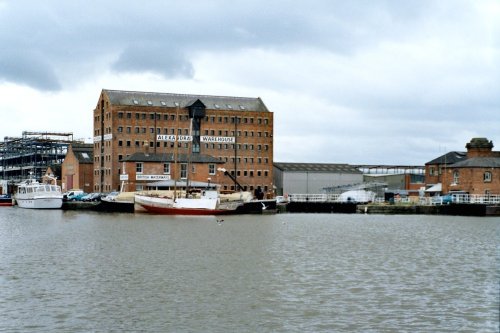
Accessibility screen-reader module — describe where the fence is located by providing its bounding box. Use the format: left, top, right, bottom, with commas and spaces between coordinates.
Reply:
288, 193, 500, 205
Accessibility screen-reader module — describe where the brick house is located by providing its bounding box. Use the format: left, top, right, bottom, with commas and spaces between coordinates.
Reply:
119, 151, 225, 192
61, 143, 94, 192
93, 89, 273, 193
425, 138, 500, 195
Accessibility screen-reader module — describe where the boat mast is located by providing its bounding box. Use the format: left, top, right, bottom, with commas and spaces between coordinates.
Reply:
174, 102, 179, 200
185, 115, 194, 198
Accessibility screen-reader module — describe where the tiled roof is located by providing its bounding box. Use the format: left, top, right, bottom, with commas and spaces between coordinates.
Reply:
273, 162, 362, 174
103, 89, 269, 112
425, 151, 467, 165
71, 143, 93, 164
121, 152, 224, 164
450, 157, 500, 168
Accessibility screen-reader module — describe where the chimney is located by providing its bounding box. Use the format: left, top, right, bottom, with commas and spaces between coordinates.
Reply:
465, 137, 494, 158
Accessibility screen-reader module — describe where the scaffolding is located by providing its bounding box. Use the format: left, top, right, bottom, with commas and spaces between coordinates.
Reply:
0, 131, 80, 182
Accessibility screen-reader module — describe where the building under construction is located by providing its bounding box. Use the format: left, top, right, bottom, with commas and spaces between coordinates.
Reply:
0, 131, 80, 183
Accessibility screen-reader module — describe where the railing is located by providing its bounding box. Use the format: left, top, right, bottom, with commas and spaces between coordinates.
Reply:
427, 194, 500, 205
287, 193, 500, 205
288, 193, 340, 202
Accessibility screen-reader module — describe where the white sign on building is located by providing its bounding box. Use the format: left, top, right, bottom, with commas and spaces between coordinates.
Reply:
200, 136, 235, 143
136, 175, 171, 181
156, 135, 193, 142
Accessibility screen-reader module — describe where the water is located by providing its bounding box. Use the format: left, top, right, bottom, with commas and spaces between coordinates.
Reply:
0, 208, 498, 333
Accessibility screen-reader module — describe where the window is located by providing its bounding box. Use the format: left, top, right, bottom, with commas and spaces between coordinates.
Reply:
136, 162, 143, 174
180, 163, 188, 179
164, 163, 170, 174
118, 112, 124, 119
208, 164, 215, 175
484, 171, 492, 182
453, 170, 459, 184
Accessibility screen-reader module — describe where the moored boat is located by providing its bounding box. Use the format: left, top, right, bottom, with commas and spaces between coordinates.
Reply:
0, 194, 14, 207
14, 179, 63, 209
136, 188, 243, 215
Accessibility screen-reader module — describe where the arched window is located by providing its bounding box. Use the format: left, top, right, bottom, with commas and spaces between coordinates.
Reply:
453, 170, 459, 184
484, 171, 492, 182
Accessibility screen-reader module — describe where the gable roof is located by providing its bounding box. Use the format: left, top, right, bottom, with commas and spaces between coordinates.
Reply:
274, 162, 362, 174
425, 151, 467, 165
102, 89, 269, 112
70, 143, 93, 164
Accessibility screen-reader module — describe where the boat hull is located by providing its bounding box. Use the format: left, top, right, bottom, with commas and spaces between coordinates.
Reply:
140, 203, 237, 215
16, 197, 63, 209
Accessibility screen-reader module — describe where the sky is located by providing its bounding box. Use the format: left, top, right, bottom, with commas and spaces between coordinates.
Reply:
0, 0, 499, 165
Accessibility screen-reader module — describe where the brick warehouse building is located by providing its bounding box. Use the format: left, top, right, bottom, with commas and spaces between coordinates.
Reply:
93, 89, 274, 193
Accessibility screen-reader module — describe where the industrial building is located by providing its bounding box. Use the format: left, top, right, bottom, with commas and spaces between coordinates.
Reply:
93, 89, 274, 193
0, 132, 77, 183
273, 162, 364, 195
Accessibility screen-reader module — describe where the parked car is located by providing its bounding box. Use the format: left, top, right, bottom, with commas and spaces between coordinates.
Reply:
81, 192, 102, 202
63, 190, 85, 201
103, 191, 120, 201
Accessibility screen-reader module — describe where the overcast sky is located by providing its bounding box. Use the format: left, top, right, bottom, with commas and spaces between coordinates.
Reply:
1, 0, 499, 165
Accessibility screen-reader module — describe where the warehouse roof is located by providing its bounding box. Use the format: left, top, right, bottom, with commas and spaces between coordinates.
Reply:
102, 89, 269, 112
273, 162, 362, 174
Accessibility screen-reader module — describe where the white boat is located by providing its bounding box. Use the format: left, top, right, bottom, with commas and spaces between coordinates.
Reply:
135, 186, 246, 215
15, 179, 63, 209
337, 190, 376, 203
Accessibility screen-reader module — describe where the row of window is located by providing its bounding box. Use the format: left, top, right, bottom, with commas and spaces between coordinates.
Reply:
451, 170, 493, 184
112, 112, 270, 125
135, 162, 270, 177
113, 139, 270, 152
95, 126, 272, 138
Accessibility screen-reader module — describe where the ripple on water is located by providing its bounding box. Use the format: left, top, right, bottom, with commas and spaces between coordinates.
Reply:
0, 211, 498, 332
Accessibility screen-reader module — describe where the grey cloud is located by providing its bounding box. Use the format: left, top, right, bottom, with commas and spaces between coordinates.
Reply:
111, 44, 194, 78
0, 49, 61, 91
0, 0, 442, 90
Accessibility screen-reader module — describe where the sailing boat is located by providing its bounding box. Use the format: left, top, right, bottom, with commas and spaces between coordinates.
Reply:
135, 102, 245, 215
